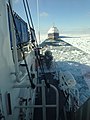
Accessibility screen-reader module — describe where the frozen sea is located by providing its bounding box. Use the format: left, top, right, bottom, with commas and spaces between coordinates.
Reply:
41, 34, 90, 106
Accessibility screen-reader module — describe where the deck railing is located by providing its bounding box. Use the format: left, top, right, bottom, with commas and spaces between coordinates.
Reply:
14, 80, 59, 120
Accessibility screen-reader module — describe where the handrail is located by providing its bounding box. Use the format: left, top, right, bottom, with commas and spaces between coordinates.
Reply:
50, 84, 59, 120
14, 80, 59, 120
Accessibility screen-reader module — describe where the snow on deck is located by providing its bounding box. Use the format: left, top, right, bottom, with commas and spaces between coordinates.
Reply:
41, 37, 90, 105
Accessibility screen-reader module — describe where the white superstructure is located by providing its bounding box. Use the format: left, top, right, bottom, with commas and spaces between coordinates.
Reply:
0, 0, 37, 119
48, 26, 59, 39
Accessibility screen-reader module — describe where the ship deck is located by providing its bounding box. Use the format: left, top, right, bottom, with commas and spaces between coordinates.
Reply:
33, 72, 72, 120
33, 38, 90, 120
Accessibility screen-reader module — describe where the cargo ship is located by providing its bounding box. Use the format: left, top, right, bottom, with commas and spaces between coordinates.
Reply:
0, 0, 90, 120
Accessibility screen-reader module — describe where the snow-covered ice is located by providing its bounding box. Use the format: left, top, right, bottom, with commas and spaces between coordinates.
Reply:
63, 34, 90, 54
62, 34, 90, 88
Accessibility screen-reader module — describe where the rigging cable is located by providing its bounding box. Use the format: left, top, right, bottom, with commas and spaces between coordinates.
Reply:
22, 0, 50, 88
22, 0, 38, 46
25, 0, 34, 29
8, 0, 35, 89
25, 0, 39, 46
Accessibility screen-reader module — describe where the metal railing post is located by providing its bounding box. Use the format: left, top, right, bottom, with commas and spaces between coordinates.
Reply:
42, 80, 46, 120
14, 81, 59, 120
50, 84, 59, 120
